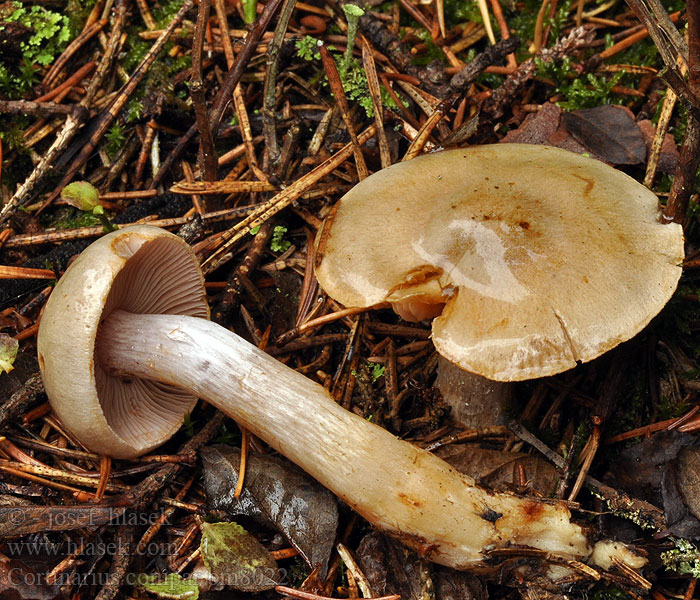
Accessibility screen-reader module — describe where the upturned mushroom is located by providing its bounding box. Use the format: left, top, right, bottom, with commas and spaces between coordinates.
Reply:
314, 144, 684, 381
37, 225, 635, 574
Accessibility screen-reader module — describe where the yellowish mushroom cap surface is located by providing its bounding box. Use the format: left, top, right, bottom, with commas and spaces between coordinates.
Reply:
315, 144, 684, 381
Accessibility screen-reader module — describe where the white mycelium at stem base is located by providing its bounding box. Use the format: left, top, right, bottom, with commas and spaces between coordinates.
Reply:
97, 309, 591, 570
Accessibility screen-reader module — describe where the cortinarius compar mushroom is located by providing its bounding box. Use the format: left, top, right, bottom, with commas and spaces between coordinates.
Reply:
315, 144, 684, 381
38, 225, 638, 573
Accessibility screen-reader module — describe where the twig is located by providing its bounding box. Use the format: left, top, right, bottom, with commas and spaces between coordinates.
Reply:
262, 0, 297, 166
624, 0, 691, 104
319, 43, 369, 179
360, 37, 392, 169
664, 116, 700, 224
0, 374, 44, 431
93, 526, 136, 600
208, 0, 285, 136
0, 100, 88, 117
191, 0, 218, 182
276, 586, 399, 600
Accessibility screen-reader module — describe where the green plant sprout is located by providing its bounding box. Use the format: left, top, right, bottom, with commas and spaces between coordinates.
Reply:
105, 122, 127, 158
270, 225, 291, 252
295, 36, 321, 61
0, 333, 19, 374
242, 0, 257, 24
341, 4, 364, 76
61, 181, 117, 233
370, 363, 385, 382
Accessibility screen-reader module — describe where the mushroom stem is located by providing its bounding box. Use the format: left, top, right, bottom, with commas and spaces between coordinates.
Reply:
98, 309, 592, 570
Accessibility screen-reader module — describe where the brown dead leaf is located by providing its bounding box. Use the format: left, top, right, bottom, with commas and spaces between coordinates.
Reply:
0, 558, 61, 600
605, 432, 700, 538
201, 445, 338, 576
437, 445, 559, 496
677, 446, 700, 522
562, 105, 646, 165
501, 102, 599, 158
355, 531, 486, 600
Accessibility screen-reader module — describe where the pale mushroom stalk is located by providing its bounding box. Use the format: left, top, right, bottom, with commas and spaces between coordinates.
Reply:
97, 309, 591, 570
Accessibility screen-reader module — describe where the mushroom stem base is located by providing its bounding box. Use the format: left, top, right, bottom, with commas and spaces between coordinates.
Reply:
98, 310, 593, 570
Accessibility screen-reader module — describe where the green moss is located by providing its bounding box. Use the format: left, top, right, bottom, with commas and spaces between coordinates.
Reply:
535, 56, 626, 110
270, 226, 291, 253
0, 2, 75, 98
46, 207, 101, 230
412, 30, 447, 66
661, 538, 700, 578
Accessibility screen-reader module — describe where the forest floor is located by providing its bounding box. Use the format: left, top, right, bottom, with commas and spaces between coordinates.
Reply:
0, 0, 699, 599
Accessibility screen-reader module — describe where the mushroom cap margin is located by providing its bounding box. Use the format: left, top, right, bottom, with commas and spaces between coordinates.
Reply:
37, 225, 209, 458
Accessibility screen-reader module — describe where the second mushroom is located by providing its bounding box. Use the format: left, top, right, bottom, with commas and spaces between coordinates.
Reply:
315, 144, 684, 381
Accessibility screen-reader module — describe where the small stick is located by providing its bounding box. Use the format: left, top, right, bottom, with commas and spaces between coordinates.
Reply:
488, 0, 517, 69
361, 37, 392, 169
135, 475, 196, 555
3, 206, 261, 248
94, 455, 111, 502
402, 97, 451, 161
336, 542, 374, 598
135, 0, 157, 29
262, 0, 297, 165
277, 305, 383, 345
0, 266, 56, 280
233, 428, 249, 498
0, 100, 86, 117
568, 416, 600, 502
276, 586, 400, 600
0, 374, 44, 431
191, 0, 218, 182
233, 84, 267, 181
664, 116, 700, 224
319, 44, 369, 180
604, 406, 699, 443
531, 0, 551, 54
208, 0, 285, 136
643, 85, 677, 188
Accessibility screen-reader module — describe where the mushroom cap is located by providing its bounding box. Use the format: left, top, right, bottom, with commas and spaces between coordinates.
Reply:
37, 226, 209, 458
315, 144, 684, 381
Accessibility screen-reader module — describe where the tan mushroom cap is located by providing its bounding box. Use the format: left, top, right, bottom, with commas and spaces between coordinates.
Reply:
315, 144, 684, 381
37, 226, 209, 458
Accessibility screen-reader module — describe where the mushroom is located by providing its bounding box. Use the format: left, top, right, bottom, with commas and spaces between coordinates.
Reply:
314, 144, 684, 382
38, 225, 623, 573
